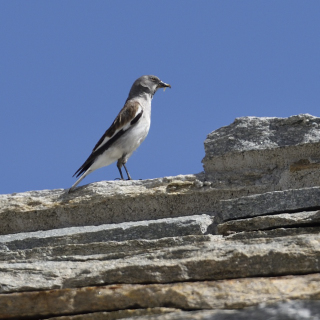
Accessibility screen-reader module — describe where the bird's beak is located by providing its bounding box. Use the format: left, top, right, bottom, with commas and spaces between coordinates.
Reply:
158, 81, 171, 89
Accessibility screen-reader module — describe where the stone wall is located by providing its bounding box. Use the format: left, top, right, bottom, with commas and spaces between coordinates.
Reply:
1, 114, 320, 319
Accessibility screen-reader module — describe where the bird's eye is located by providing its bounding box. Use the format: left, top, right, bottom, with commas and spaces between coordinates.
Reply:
150, 77, 157, 82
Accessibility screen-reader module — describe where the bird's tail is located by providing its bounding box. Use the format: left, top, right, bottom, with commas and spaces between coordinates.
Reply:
68, 168, 92, 193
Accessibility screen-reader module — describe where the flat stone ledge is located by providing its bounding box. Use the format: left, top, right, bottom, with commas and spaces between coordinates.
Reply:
225, 226, 320, 240
202, 114, 320, 192
135, 300, 320, 320
0, 235, 215, 262
0, 214, 214, 251
218, 210, 320, 235
0, 174, 252, 236
1, 274, 320, 319
217, 187, 320, 223
49, 308, 178, 320
1, 234, 320, 293
204, 114, 320, 156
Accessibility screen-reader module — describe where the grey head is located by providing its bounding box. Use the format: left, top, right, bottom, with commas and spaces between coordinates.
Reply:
127, 75, 171, 100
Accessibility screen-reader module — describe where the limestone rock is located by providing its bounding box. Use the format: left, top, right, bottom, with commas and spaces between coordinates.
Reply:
48, 308, 178, 320
134, 301, 320, 320
203, 114, 320, 192
0, 214, 214, 250
2, 233, 320, 294
2, 114, 320, 319
218, 210, 320, 235
1, 274, 320, 319
216, 186, 320, 223
225, 226, 320, 240
204, 114, 320, 155
0, 175, 249, 236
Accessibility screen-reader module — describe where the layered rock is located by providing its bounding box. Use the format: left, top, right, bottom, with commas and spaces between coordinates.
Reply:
1, 114, 320, 319
203, 114, 320, 192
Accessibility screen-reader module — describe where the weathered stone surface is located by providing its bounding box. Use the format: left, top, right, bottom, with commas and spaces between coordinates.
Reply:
226, 226, 320, 240
0, 175, 253, 236
218, 210, 320, 235
3, 182, 320, 238
135, 301, 320, 320
1, 274, 320, 319
2, 234, 320, 293
205, 114, 320, 155
216, 187, 320, 224
0, 214, 213, 250
0, 233, 210, 262
203, 114, 320, 191
48, 308, 178, 320
129, 310, 237, 320
2, 115, 320, 319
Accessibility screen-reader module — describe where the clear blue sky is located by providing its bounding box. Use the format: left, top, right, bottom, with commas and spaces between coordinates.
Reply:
1, 1, 320, 194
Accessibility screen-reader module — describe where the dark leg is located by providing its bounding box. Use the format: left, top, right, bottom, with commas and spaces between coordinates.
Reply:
123, 164, 132, 180
117, 160, 124, 180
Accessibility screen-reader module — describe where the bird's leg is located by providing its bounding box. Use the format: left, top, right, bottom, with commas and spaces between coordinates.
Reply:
123, 164, 132, 180
117, 160, 124, 180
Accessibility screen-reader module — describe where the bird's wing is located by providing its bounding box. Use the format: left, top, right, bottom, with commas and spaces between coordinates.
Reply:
93, 100, 142, 152
73, 100, 143, 178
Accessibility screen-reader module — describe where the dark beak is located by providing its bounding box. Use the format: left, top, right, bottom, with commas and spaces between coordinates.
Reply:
158, 81, 171, 88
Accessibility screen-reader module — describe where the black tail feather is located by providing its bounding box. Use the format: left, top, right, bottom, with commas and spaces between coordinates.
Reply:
72, 127, 128, 178
73, 159, 94, 178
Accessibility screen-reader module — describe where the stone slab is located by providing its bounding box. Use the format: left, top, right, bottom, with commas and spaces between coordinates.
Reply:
204, 114, 320, 156
218, 210, 320, 235
48, 308, 178, 320
1, 274, 320, 319
216, 187, 320, 223
0, 175, 252, 236
1, 234, 320, 293
134, 300, 320, 320
202, 114, 320, 191
0, 214, 213, 250
226, 226, 320, 240
0, 234, 212, 262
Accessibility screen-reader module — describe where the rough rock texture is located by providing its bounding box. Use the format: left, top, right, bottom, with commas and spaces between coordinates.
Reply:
218, 210, 320, 235
0, 175, 241, 235
135, 301, 320, 320
203, 114, 320, 192
2, 274, 320, 319
3, 233, 320, 294
2, 114, 320, 319
48, 308, 179, 320
0, 214, 214, 250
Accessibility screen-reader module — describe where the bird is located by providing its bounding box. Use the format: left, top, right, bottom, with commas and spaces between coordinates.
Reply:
68, 75, 171, 193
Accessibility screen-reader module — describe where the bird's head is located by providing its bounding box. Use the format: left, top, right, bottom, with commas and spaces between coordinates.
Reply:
128, 75, 171, 99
